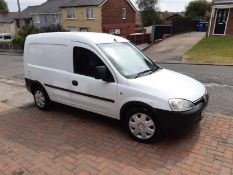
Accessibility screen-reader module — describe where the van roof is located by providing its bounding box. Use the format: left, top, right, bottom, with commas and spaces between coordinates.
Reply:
26, 32, 129, 45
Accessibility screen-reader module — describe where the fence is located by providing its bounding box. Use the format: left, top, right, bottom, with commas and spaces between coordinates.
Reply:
0, 42, 23, 51
151, 18, 205, 41
127, 33, 151, 45
153, 25, 173, 40
172, 18, 200, 34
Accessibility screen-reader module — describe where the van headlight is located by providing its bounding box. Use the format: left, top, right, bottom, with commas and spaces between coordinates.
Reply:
169, 99, 195, 112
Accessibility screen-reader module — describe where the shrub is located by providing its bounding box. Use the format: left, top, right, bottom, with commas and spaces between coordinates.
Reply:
12, 26, 38, 46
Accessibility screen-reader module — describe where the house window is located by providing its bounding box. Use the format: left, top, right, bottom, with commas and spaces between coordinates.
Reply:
34, 15, 40, 23
109, 29, 121, 35
122, 8, 127, 19
67, 8, 75, 19
25, 19, 31, 26
87, 8, 94, 19
68, 27, 77, 32
44, 16, 47, 24
52, 15, 57, 24
80, 28, 88, 32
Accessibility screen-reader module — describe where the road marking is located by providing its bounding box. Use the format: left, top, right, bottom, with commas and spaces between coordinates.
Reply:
204, 83, 233, 88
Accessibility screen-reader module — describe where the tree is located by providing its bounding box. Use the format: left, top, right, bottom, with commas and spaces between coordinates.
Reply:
12, 26, 38, 47
185, 0, 211, 19
137, 0, 163, 27
0, 0, 8, 12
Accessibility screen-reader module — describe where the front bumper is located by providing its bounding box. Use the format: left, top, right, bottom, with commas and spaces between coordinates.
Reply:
154, 94, 209, 132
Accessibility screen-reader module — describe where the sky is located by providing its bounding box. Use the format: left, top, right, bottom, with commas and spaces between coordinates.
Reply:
6, 0, 191, 12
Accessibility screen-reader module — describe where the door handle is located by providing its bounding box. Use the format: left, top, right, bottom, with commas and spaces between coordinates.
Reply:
72, 80, 78, 86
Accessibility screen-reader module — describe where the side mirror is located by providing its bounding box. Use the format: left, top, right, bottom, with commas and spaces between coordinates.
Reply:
95, 66, 108, 81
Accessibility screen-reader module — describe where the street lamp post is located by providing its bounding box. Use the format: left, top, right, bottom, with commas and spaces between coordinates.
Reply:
17, 0, 23, 29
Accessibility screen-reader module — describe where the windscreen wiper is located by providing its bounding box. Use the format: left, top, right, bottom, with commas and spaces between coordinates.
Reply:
134, 69, 153, 78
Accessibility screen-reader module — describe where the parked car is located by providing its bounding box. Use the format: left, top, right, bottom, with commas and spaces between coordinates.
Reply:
0, 33, 12, 42
24, 32, 208, 143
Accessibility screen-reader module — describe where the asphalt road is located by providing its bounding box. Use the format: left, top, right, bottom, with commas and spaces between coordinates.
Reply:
0, 53, 232, 116
0, 53, 24, 79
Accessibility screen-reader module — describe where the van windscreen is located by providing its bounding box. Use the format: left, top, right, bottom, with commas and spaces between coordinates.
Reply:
98, 42, 159, 79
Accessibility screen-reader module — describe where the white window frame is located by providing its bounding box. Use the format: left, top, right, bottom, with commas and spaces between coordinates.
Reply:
86, 8, 94, 19
68, 27, 77, 32
67, 8, 76, 19
80, 28, 89, 32
34, 15, 40, 23
109, 29, 121, 35
122, 8, 127, 19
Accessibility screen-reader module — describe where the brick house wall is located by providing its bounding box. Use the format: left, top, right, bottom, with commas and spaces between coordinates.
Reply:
61, 6, 102, 32
101, 0, 136, 37
225, 8, 233, 36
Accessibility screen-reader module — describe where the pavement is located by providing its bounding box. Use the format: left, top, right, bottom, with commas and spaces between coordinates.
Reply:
136, 43, 151, 51
0, 77, 33, 108
145, 32, 206, 63
0, 106, 233, 175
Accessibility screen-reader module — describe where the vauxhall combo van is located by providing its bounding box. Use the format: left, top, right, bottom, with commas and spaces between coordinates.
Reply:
24, 32, 208, 143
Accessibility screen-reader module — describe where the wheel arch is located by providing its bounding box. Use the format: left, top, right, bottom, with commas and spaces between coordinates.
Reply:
31, 80, 46, 95
120, 101, 156, 121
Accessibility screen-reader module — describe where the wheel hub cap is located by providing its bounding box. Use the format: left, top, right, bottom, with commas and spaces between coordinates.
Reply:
138, 123, 145, 130
35, 90, 45, 108
129, 113, 155, 140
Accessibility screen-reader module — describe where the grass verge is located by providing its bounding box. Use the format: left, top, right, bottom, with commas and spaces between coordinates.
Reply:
184, 37, 233, 64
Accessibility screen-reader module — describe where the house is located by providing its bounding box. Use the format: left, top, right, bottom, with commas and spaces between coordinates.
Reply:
161, 12, 184, 24
0, 12, 32, 35
26, 0, 64, 32
208, 0, 233, 36
60, 0, 137, 37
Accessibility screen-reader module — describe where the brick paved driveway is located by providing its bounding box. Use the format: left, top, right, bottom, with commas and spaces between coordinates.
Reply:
0, 105, 233, 175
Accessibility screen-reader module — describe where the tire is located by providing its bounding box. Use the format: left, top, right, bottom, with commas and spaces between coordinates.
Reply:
33, 86, 51, 110
124, 108, 161, 143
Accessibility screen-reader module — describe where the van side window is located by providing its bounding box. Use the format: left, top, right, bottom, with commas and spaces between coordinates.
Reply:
73, 47, 114, 81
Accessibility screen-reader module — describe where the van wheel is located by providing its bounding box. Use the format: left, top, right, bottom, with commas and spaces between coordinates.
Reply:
33, 87, 51, 110
124, 108, 161, 143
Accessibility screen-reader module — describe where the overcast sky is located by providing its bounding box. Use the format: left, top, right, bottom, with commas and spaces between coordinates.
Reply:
6, 0, 190, 12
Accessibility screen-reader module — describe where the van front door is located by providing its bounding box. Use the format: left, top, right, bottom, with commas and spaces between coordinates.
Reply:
69, 43, 118, 118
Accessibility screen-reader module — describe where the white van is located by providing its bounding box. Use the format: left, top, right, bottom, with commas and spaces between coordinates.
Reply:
24, 32, 208, 143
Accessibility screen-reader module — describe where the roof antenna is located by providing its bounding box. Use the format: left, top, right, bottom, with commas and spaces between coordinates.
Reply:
114, 38, 117, 42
